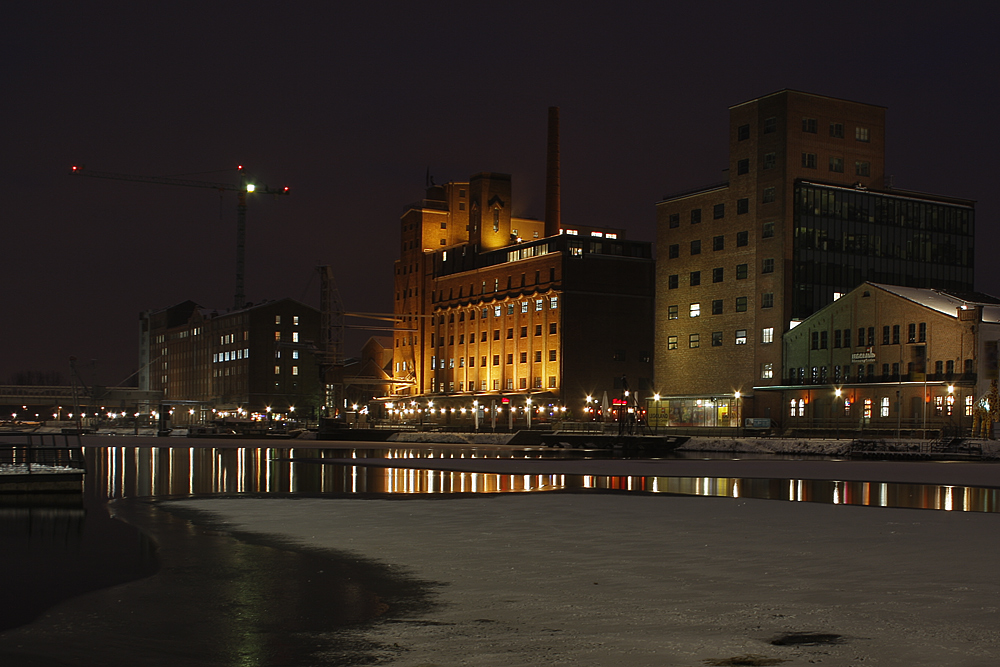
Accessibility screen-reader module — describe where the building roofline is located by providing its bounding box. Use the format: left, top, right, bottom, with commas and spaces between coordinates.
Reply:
657, 181, 729, 205
798, 179, 976, 207
729, 89, 887, 111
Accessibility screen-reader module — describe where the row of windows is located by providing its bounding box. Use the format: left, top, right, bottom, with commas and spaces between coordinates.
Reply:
432, 298, 559, 323
666, 327, 775, 350
274, 331, 300, 342
214, 349, 250, 363
667, 231, 750, 258
273, 316, 300, 325
788, 359, 973, 384
737, 119, 870, 141
432, 377, 559, 392
800, 153, 871, 176
809, 323, 927, 350
433, 322, 558, 346
433, 349, 558, 368
666, 294, 773, 317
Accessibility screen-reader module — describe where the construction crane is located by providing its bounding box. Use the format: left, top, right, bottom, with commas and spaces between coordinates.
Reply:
71, 164, 289, 310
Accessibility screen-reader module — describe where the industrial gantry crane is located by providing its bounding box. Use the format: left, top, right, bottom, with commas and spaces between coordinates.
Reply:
71, 164, 289, 310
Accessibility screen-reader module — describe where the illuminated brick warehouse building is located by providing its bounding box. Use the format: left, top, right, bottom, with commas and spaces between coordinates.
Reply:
139, 298, 322, 425
653, 90, 975, 428
775, 282, 1000, 437
390, 110, 654, 423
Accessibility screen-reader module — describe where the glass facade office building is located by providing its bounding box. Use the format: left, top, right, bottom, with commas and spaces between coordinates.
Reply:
793, 181, 974, 319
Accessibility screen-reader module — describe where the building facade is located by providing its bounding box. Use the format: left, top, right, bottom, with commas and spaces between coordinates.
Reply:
773, 282, 1000, 435
140, 298, 322, 424
652, 90, 975, 426
391, 174, 654, 422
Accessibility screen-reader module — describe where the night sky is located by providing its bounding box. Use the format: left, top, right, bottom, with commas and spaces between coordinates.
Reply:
5, 2, 998, 387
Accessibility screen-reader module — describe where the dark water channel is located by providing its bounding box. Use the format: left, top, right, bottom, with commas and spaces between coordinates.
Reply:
2, 443, 999, 665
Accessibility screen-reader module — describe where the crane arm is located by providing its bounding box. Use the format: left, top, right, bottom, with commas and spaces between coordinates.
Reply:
70, 165, 290, 195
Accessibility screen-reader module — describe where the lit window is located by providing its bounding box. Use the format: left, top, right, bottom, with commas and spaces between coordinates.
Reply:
565, 229, 578, 235
274, 365, 280, 375
292, 332, 299, 343
689, 333, 700, 348
292, 366, 298, 376
881, 397, 890, 417
667, 336, 678, 350
274, 331, 281, 341
856, 127, 870, 142
690, 303, 701, 317
550, 296, 558, 309
761, 363, 773, 379
605, 233, 617, 239
736, 330, 747, 345
668, 305, 678, 320
275, 316, 281, 324
293, 316, 299, 325
521, 301, 528, 313
494, 305, 501, 317
536, 299, 543, 311
762, 327, 774, 343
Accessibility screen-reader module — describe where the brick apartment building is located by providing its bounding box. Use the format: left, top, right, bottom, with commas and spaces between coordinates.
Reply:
653, 90, 975, 427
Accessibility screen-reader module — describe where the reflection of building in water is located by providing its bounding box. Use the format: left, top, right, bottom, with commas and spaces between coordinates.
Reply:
87, 447, 1000, 512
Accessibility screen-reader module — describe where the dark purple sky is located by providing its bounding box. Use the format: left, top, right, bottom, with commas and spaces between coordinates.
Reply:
5, 2, 998, 386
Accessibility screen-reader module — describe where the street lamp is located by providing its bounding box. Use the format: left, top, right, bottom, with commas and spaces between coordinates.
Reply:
734, 391, 741, 438
948, 384, 957, 437
834, 388, 842, 439
526, 397, 532, 429
652, 393, 661, 433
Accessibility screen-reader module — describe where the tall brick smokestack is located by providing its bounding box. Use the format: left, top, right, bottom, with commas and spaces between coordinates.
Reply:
544, 106, 561, 238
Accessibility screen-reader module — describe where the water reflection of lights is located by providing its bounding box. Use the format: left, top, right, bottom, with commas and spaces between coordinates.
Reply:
86, 447, 1000, 512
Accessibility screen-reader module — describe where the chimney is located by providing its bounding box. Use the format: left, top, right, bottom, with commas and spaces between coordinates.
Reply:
544, 106, 561, 238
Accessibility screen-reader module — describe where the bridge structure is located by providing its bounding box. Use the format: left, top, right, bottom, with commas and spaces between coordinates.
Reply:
0, 385, 163, 420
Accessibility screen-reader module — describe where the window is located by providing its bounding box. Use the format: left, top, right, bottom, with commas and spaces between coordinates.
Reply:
690, 271, 701, 286
691, 209, 701, 224
669, 213, 680, 228
481, 331, 487, 342
802, 118, 818, 133
820, 331, 828, 349
736, 296, 748, 312
829, 157, 844, 173
550, 296, 558, 309
535, 299, 544, 311
519, 352, 527, 363
712, 299, 723, 314
274, 365, 280, 375
506, 354, 513, 364
535, 324, 542, 336
918, 322, 926, 342
549, 349, 557, 361
736, 263, 748, 279
908, 323, 916, 343
690, 303, 701, 317
764, 117, 776, 134
844, 329, 851, 347
494, 305, 501, 317
737, 158, 749, 175
801, 152, 817, 169
881, 397, 890, 418
535, 350, 542, 362
856, 161, 871, 177
689, 334, 700, 348
762, 187, 775, 203
762, 258, 774, 273
811, 331, 819, 350
275, 316, 281, 325
668, 244, 679, 258
737, 198, 749, 214
667, 335, 678, 350
868, 327, 875, 346
690, 239, 701, 255
737, 123, 750, 140
520, 326, 527, 338
892, 324, 900, 344
521, 301, 529, 313
736, 231, 748, 246
761, 363, 773, 379
713, 235, 724, 251
763, 152, 776, 169
736, 329, 747, 345
762, 292, 774, 308
830, 122, 844, 138
506, 328, 513, 339
713, 203, 725, 219
668, 305, 678, 320
858, 327, 866, 346
856, 126, 870, 142
882, 326, 890, 345
550, 322, 557, 334
274, 331, 281, 341
835, 330, 842, 348
668, 274, 679, 289
712, 267, 724, 283
712, 331, 723, 347
762, 221, 775, 238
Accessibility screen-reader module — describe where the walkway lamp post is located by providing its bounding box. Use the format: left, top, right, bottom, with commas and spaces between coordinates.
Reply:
653, 393, 661, 434
473, 400, 479, 431
526, 397, 532, 429
834, 388, 842, 440
734, 391, 741, 438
